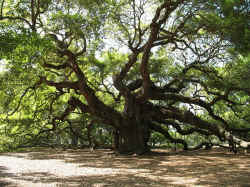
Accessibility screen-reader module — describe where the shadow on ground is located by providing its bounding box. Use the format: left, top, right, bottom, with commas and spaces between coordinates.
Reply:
0, 148, 250, 186
0, 166, 17, 186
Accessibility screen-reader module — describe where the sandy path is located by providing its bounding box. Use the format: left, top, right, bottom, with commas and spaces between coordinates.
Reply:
0, 148, 250, 187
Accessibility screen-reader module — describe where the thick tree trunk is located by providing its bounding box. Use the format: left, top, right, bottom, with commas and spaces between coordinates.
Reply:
113, 129, 120, 150
87, 122, 93, 147
116, 122, 150, 155
71, 135, 78, 147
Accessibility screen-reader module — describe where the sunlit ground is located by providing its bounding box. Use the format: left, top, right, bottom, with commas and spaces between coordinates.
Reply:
0, 148, 249, 187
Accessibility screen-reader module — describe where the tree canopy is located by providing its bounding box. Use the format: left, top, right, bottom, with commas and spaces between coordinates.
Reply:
0, 0, 250, 154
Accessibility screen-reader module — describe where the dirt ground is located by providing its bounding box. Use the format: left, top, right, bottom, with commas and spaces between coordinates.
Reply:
0, 148, 250, 187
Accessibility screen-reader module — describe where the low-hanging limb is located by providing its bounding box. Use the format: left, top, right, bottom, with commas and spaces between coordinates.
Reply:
149, 122, 188, 150
41, 50, 125, 129
148, 103, 224, 139
148, 91, 231, 130
149, 120, 217, 151
163, 120, 212, 136
35, 96, 90, 137
7, 80, 43, 116
189, 142, 213, 151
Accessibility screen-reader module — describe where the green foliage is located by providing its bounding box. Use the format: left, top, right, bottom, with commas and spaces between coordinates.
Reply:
195, 0, 250, 54
0, 0, 250, 152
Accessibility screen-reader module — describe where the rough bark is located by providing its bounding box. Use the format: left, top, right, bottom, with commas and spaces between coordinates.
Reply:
117, 122, 150, 155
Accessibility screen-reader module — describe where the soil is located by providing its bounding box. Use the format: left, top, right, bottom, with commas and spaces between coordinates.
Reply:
0, 148, 250, 187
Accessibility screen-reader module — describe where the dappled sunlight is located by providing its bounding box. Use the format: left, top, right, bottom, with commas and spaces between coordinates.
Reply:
0, 148, 250, 186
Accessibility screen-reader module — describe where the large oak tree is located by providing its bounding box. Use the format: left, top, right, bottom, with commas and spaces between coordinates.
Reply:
0, 0, 250, 154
